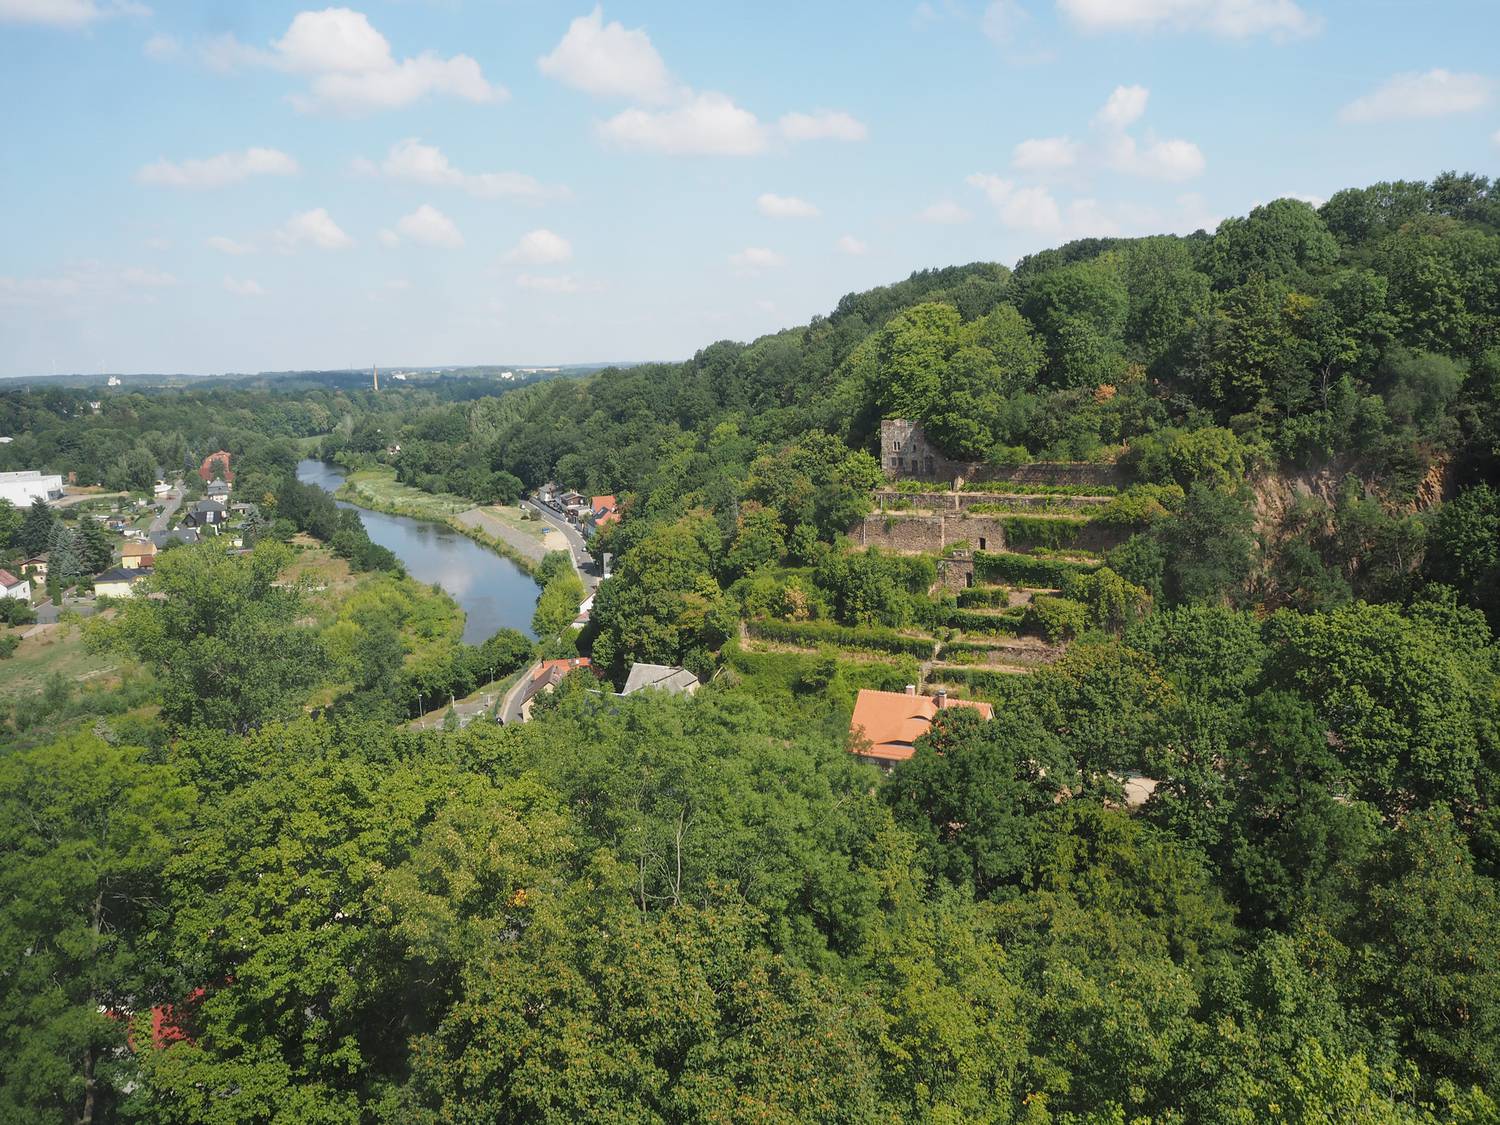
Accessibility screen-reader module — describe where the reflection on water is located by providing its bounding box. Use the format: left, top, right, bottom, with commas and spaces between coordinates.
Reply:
296, 459, 536, 644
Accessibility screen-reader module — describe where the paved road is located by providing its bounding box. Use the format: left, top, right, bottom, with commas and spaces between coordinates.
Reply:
499, 663, 539, 724
149, 486, 183, 534
523, 500, 602, 590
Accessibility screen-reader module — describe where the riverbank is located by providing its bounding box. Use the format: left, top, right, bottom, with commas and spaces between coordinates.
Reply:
333, 467, 554, 578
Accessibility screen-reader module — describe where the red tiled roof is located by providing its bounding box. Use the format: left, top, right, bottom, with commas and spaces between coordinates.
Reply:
532, 656, 591, 683
198, 450, 234, 482
0, 568, 22, 588
849, 688, 993, 764
591, 495, 618, 513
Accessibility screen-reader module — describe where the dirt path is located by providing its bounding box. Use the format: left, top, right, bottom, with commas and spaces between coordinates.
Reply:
451, 507, 564, 566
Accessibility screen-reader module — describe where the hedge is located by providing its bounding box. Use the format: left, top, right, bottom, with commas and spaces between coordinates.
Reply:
937, 638, 1041, 660
748, 618, 936, 659
956, 586, 1014, 608
1000, 515, 1089, 551
975, 551, 1099, 587
940, 607, 1024, 634
961, 480, 1119, 497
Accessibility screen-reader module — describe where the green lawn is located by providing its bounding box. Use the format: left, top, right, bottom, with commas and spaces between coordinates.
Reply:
339, 467, 472, 518
0, 622, 119, 701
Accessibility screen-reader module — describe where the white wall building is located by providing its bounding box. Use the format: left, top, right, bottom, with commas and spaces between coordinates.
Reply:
0, 471, 65, 507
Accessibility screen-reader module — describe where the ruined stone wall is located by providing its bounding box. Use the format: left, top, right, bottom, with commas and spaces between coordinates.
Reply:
854, 512, 1012, 553
879, 419, 1126, 489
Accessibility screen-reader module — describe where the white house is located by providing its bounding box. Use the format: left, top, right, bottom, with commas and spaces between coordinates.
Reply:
0, 569, 31, 602
0, 470, 65, 507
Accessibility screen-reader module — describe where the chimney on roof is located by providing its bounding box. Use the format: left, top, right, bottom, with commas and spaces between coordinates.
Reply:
935, 689, 948, 709
905, 684, 916, 696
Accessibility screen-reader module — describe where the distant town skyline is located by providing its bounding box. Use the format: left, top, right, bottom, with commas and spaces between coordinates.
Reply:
2, 0, 1497, 377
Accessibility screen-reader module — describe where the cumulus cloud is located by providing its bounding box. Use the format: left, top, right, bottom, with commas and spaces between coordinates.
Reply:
778, 110, 868, 142
1103, 134, 1206, 180
503, 229, 573, 265
836, 234, 868, 255
205, 7, 503, 114
967, 171, 1219, 241
276, 207, 354, 251
599, 91, 769, 155
137, 147, 299, 188
757, 193, 820, 219
1096, 84, 1149, 128
917, 200, 972, 224
223, 276, 265, 297
537, 5, 674, 102
1057, 0, 1318, 39
389, 204, 464, 249
728, 247, 785, 272
1339, 69, 1494, 123
967, 175, 1065, 232
0, 0, 146, 27
207, 235, 256, 255
1012, 136, 1079, 172
359, 138, 565, 203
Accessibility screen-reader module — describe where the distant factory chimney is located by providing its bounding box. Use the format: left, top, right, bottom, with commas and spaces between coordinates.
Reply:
372, 364, 379, 392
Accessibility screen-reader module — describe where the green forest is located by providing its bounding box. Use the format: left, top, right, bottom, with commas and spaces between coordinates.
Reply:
3, 174, 1500, 1123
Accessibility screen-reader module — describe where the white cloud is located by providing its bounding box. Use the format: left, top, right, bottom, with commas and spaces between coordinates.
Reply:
143, 32, 180, 60
363, 138, 565, 203
778, 109, 868, 142
967, 174, 1065, 232
1339, 69, 1494, 123
207, 235, 256, 255
537, 5, 674, 102
206, 8, 503, 114
917, 200, 972, 224
728, 247, 785, 272
223, 276, 265, 297
277, 208, 354, 251
377, 229, 400, 248
757, 193, 820, 219
0, 0, 146, 28
137, 147, 298, 189
1012, 135, 1079, 172
392, 204, 463, 249
1096, 84, 1149, 128
1104, 134, 1206, 180
836, 234, 868, 255
599, 91, 769, 155
121, 267, 178, 287
1057, 0, 1318, 38
517, 273, 585, 294
503, 229, 573, 265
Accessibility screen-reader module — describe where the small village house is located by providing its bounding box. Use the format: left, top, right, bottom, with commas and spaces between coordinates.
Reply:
517, 657, 593, 721
198, 450, 234, 483
121, 540, 156, 570
183, 500, 228, 528
93, 567, 146, 598
0, 568, 32, 602
848, 686, 993, 770
621, 663, 699, 697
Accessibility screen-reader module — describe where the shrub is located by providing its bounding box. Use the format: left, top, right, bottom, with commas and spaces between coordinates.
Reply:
1000, 515, 1088, 551
1022, 595, 1089, 643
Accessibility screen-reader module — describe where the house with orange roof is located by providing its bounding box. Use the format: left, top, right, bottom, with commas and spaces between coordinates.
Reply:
518, 656, 594, 721
848, 686, 993, 769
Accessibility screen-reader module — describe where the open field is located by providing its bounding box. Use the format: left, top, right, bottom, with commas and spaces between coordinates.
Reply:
338, 467, 471, 518
0, 622, 119, 700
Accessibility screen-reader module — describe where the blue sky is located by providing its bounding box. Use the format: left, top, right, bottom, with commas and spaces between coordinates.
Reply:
1, 0, 1496, 377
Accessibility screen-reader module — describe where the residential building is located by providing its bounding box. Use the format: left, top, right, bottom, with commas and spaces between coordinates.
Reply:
517, 656, 593, 721
0, 470, 65, 507
590, 494, 621, 531
183, 500, 227, 528
205, 478, 231, 502
150, 527, 200, 549
19, 555, 48, 581
621, 663, 699, 697
0, 568, 31, 602
93, 567, 145, 598
848, 686, 993, 770
121, 540, 156, 569
197, 450, 234, 483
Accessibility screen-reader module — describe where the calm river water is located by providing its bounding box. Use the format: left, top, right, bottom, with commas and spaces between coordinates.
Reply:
296, 459, 535, 643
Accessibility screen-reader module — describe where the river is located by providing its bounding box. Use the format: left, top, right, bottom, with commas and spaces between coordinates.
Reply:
296, 459, 536, 644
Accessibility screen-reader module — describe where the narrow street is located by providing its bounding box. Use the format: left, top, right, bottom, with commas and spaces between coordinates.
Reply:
149, 484, 183, 534
522, 499, 602, 591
